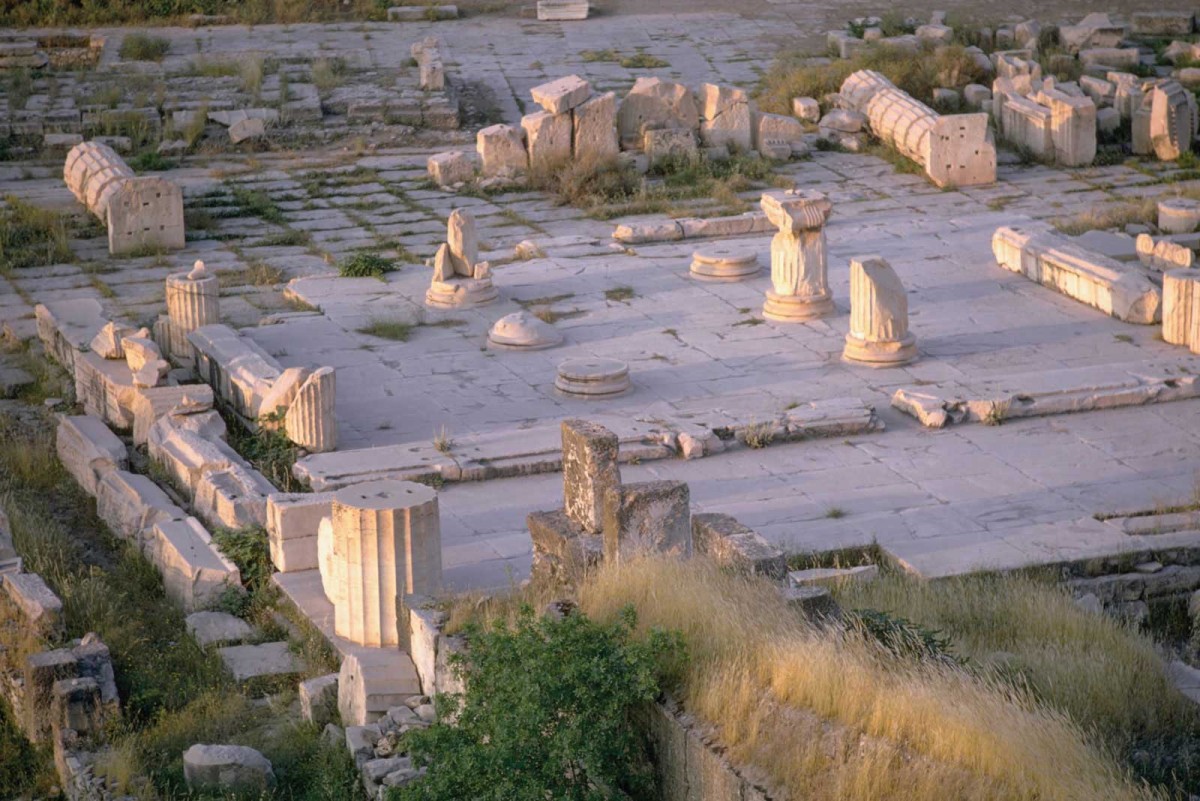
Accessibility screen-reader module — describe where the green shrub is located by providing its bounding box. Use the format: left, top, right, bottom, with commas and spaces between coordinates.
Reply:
393, 606, 681, 801
129, 150, 175, 172
225, 408, 305, 492
212, 526, 273, 592
338, 251, 396, 278
119, 33, 170, 62
230, 186, 286, 224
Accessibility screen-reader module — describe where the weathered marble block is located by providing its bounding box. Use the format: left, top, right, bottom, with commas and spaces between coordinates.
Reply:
95, 469, 186, 546
561, 419, 621, 534
992, 227, 1161, 324
602, 480, 692, 563
760, 190, 835, 322
266, 492, 335, 573
1163, 270, 1200, 352
531, 74, 591, 115
145, 517, 241, 612
476, 123, 527, 178
691, 513, 786, 579
2, 572, 63, 637
56, 414, 128, 497
573, 91, 619, 163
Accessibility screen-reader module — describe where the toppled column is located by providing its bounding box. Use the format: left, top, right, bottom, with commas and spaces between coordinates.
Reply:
426, 208, 498, 308
992, 227, 1161, 324
163, 261, 221, 363
840, 70, 995, 187
1163, 270, 1200, 352
63, 140, 184, 256
760, 190, 835, 322
284, 367, 337, 453
329, 480, 442, 648
843, 255, 918, 366
1136, 233, 1195, 271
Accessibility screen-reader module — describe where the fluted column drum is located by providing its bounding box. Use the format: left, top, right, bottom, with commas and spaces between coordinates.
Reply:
331, 480, 442, 647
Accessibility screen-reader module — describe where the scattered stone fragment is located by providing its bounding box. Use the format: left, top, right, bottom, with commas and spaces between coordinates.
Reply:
183, 745, 275, 793
185, 610, 253, 648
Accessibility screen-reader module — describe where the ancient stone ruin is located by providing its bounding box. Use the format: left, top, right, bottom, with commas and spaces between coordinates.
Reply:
841, 69, 997, 187
64, 140, 184, 255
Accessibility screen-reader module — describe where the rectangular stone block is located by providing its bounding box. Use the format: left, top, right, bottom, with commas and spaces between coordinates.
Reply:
192, 464, 274, 530
266, 492, 335, 573
130, 384, 214, 447
691, 513, 786, 579
992, 227, 1162, 324
531, 75, 591, 115
476, 123, 527, 178
561, 419, 621, 534
146, 517, 242, 612
146, 415, 239, 495
188, 324, 282, 420
72, 350, 137, 430
107, 177, 185, 256
1132, 11, 1193, 36
644, 127, 698, 167
300, 673, 339, 727
398, 593, 445, 696
537, 0, 588, 20
2, 572, 63, 637
96, 469, 187, 546
573, 91, 619, 163
56, 415, 128, 497
602, 480, 692, 563
527, 509, 601, 584
521, 110, 572, 172
35, 298, 106, 373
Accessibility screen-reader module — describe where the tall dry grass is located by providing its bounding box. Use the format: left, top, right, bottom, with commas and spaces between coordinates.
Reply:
834, 572, 1200, 779
576, 557, 1161, 801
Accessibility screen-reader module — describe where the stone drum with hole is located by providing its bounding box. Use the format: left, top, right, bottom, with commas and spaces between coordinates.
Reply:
690, 244, 761, 282
488, 310, 563, 351
555, 358, 631, 398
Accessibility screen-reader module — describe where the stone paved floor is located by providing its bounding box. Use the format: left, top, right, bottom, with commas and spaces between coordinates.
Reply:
4, 7, 1200, 592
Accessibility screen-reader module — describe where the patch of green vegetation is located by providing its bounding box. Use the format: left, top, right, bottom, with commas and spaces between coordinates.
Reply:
580, 49, 619, 62
619, 52, 669, 69
230, 186, 286, 224
226, 407, 306, 492
0, 195, 72, 272
604, 285, 635, 303
119, 32, 171, 62
257, 228, 312, 247
392, 606, 680, 801
338, 251, 396, 278
0, 691, 54, 799
311, 57, 347, 92
129, 150, 175, 172
358, 319, 413, 341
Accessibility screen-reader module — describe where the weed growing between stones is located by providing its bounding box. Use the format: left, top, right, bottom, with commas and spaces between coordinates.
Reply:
338, 251, 396, 278
359, 319, 413, 341
225, 407, 306, 492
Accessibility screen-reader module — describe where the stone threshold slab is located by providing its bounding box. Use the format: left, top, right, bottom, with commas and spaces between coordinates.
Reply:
892, 364, 1200, 428
883, 517, 1200, 580
294, 399, 880, 492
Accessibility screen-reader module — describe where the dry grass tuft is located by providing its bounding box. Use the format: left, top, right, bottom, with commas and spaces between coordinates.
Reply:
1052, 197, 1156, 235
575, 557, 1165, 801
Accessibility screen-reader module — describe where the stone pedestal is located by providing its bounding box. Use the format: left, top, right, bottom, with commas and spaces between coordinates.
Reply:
1163, 270, 1200, 352
1159, 197, 1200, 234
425, 276, 499, 309
760, 190, 835, 322
843, 255, 917, 366
330, 480, 442, 648
555, 358, 631, 398
689, 244, 760, 282
166, 261, 220, 361
427, 209, 499, 309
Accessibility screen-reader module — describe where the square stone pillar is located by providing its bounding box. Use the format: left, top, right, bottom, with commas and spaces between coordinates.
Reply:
602, 480, 692, 563
561, 419, 621, 534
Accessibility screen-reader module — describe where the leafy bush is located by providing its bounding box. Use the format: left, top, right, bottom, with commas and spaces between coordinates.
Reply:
225, 408, 305, 492
844, 608, 962, 667
212, 526, 273, 592
129, 150, 175, 172
338, 252, 396, 278
393, 606, 681, 801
